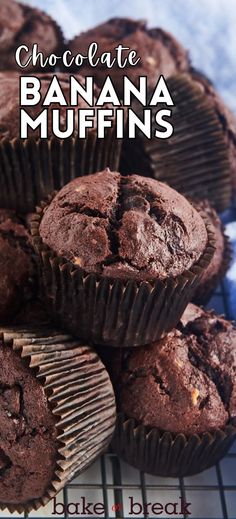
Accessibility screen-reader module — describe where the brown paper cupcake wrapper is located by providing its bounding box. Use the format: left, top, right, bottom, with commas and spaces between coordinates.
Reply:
193, 232, 232, 305
121, 74, 232, 212
0, 126, 121, 213
189, 67, 236, 208
30, 201, 215, 347
111, 413, 236, 477
0, 326, 116, 514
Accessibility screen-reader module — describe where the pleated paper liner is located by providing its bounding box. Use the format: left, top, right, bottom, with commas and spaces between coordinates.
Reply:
193, 231, 232, 305
112, 413, 236, 478
0, 326, 116, 514
120, 74, 232, 212
189, 67, 236, 208
0, 124, 120, 213
30, 200, 215, 347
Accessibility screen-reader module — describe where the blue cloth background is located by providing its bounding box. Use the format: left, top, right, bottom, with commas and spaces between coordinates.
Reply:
25, 0, 236, 318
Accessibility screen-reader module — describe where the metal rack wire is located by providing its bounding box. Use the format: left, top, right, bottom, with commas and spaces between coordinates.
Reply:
2, 279, 234, 519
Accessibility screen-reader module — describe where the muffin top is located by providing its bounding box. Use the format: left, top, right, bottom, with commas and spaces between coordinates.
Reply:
0, 209, 35, 323
39, 170, 208, 281
0, 0, 62, 71
68, 17, 190, 96
0, 339, 57, 505
0, 72, 101, 140
106, 303, 236, 435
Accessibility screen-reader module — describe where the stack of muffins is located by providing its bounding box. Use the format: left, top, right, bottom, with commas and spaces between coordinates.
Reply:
0, 1, 236, 514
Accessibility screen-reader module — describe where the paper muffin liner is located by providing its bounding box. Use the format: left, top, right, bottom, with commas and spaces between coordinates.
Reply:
193, 232, 232, 305
0, 126, 120, 213
30, 199, 215, 347
0, 326, 116, 513
189, 67, 236, 208
121, 74, 232, 212
111, 413, 236, 477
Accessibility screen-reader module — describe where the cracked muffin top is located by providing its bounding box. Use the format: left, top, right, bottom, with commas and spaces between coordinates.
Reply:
39, 169, 208, 281
0, 0, 63, 71
0, 209, 36, 323
68, 18, 190, 96
0, 339, 57, 505
102, 303, 236, 434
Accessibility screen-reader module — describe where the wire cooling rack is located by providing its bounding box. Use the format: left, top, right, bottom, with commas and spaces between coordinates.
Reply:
0, 280, 235, 519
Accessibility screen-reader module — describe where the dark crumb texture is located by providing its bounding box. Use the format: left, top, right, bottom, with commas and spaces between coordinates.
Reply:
68, 17, 190, 95
105, 303, 236, 435
0, 341, 57, 505
0, 209, 36, 323
179, 304, 236, 420
0, 0, 63, 71
39, 170, 208, 281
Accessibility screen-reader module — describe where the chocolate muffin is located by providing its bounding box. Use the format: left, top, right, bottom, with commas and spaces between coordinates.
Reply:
110, 304, 236, 434
0, 73, 120, 212
110, 303, 236, 476
31, 169, 214, 347
192, 200, 231, 304
0, 338, 57, 507
67, 18, 190, 96
0, 326, 116, 512
0, 0, 63, 71
39, 170, 208, 281
0, 209, 36, 323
